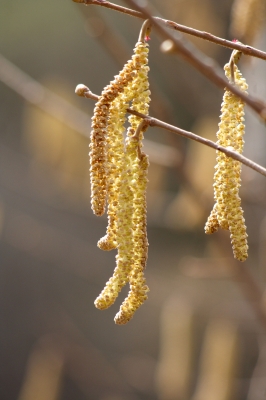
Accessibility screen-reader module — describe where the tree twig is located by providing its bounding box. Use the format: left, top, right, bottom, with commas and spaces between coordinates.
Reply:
75, 84, 266, 178
72, 0, 266, 62
122, 0, 266, 121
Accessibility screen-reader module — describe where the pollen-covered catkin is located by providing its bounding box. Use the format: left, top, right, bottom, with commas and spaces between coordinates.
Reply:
94, 20, 151, 322
94, 155, 134, 308
115, 135, 149, 325
205, 60, 248, 261
90, 57, 138, 217
97, 91, 129, 251
128, 41, 151, 139
95, 126, 150, 309
113, 40, 151, 323
97, 40, 150, 247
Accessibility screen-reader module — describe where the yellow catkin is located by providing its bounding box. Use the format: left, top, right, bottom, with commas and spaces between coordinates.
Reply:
205, 61, 249, 262
94, 20, 151, 321
97, 90, 129, 251
113, 41, 150, 323
90, 58, 138, 216
128, 42, 150, 139
95, 42, 149, 309
115, 139, 149, 324
97, 41, 150, 248
94, 150, 135, 309
230, 0, 265, 45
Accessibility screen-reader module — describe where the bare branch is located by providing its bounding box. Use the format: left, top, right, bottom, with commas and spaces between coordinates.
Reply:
122, 0, 266, 121
72, 0, 266, 62
76, 84, 266, 178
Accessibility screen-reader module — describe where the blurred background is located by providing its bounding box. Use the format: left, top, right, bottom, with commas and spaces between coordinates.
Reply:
0, 0, 266, 399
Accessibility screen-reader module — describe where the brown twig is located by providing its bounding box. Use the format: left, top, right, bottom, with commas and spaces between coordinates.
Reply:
0, 54, 92, 136
75, 84, 266, 178
122, 0, 266, 121
72, 0, 266, 62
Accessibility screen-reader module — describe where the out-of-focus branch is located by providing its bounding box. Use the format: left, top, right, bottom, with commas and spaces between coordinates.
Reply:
122, 0, 266, 121
76, 84, 266, 178
0, 53, 91, 136
72, 0, 266, 62
0, 53, 178, 168
78, 5, 130, 66
232, 260, 266, 332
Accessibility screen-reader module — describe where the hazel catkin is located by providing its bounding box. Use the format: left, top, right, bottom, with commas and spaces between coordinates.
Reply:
94, 20, 151, 323
205, 57, 248, 262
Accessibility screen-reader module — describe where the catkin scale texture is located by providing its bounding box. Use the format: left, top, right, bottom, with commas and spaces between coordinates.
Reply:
94, 36, 151, 322
97, 43, 149, 250
115, 144, 149, 325
205, 62, 248, 262
90, 59, 137, 216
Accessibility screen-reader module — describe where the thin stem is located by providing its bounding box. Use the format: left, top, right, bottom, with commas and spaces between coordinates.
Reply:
229, 43, 242, 84
76, 85, 266, 178
72, 0, 266, 62
138, 19, 152, 43
133, 119, 148, 140
123, 0, 266, 121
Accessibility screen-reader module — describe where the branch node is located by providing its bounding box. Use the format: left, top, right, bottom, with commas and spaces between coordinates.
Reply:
132, 119, 149, 139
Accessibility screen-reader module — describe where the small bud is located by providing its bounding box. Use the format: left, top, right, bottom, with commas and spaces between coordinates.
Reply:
75, 84, 88, 97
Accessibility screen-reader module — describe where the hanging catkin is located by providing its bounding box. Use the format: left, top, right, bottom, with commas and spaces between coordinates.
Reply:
93, 20, 151, 323
205, 48, 248, 262
114, 130, 149, 324
97, 38, 150, 250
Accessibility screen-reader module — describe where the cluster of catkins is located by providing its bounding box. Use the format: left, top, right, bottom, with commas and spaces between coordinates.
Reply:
90, 21, 151, 324
205, 48, 249, 262
78, 25, 250, 324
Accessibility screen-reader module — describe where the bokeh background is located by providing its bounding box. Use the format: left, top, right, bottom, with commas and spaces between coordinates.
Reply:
0, 0, 266, 399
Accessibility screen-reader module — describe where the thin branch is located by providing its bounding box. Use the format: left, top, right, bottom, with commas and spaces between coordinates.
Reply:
122, 0, 266, 121
77, 5, 176, 124
72, 0, 266, 62
0, 53, 91, 136
0, 53, 179, 168
75, 84, 266, 178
